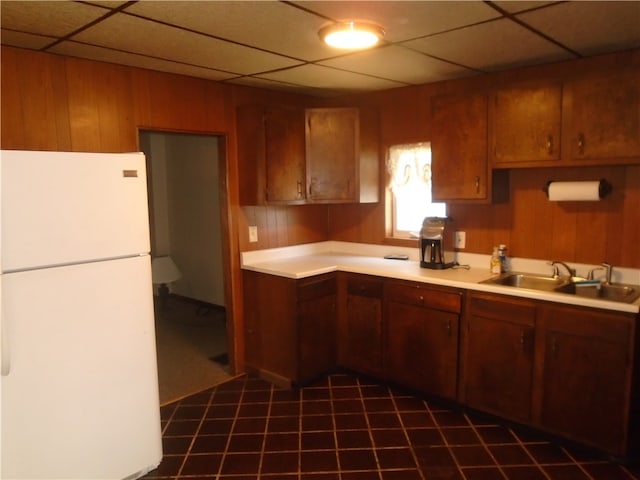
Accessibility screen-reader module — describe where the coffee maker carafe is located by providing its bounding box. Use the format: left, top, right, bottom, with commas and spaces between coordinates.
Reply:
420, 217, 455, 269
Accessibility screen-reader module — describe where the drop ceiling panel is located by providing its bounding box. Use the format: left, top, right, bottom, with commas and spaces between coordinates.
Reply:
0, 1, 109, 37
293, 1, 501, 42
49, 41, 238, 82
492, 2, 559, 14
258, 63, 405, 93
230, 76, 335, 98
0, 29, 56, 50
319, 45, 476, 85
72, 12, 302, 75
1, 0, 639, 97
126, 1, 336, 61
402, 17, 573, 72
516, 1, 640, 56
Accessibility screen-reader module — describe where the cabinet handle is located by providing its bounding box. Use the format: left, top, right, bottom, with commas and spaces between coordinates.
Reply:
446, 319, 452, 337
551, 337, 558, 357
475, 176, 480, 194
577, 133, 585, 155
546, 135, 553, 155
297, 180, 302, 198
520, 330, 526, 351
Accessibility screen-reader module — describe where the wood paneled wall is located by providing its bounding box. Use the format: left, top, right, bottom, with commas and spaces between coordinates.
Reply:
325, 50, 640, 269
2, 46, 639, 376
2, 46, 639, 272
0, 45, 319, 373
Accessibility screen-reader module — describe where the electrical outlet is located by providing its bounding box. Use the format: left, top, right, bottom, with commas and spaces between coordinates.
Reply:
455, 231, 466, 249
249, 226, 258, 243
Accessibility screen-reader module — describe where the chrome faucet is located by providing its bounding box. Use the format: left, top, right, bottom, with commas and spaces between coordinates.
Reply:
587, 266, 604, 280
549, 261, 575, 278
601, 262, 613, 284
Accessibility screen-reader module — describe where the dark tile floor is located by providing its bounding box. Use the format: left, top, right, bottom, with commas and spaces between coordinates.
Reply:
142, 372, 639, 480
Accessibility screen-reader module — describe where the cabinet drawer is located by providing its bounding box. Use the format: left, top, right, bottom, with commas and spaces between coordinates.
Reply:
347, 275, 383, 298
538, 304, 632, 344
469, 293, 536, 325
385, 283, 461, 313
298, 274, 336, 301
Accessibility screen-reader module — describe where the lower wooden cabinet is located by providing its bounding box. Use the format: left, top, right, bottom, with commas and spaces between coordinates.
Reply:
384, 281, 462, 399
461, 291, 639, 458
243, 270, 337, 386
244, 270, 639, 458
536, 304, 635, 456
338, 273, 384, 377
460, 293, 536, 423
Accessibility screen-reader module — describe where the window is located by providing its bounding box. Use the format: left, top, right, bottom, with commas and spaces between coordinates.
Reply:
387, 142, 446, 238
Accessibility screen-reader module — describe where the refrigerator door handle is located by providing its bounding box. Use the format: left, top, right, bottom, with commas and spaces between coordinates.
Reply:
1, 278, 10, 376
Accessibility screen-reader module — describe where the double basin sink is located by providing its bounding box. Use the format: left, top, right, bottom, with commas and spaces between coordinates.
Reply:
480, 273, 640, 304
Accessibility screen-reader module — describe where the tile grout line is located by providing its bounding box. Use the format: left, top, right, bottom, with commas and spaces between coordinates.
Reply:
355, 376, 385, 480
328, 376, 344, 480
214, 378, 243, 478
174, 388, 216, 478
389, 386, 428, 480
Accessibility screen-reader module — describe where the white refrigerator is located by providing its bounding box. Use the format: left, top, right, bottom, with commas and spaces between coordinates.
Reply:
0, 150, 163, 479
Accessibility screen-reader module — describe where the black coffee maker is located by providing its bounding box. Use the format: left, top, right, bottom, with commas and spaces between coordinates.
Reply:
420, 217, 455, 269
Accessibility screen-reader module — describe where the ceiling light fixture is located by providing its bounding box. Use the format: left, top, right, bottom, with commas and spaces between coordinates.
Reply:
319, 21, 385, 50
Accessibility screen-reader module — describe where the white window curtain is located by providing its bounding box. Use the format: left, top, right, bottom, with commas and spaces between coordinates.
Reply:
387, 143, 446, 236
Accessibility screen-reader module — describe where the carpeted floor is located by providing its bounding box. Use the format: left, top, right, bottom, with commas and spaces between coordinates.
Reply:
153, 295, 232, 405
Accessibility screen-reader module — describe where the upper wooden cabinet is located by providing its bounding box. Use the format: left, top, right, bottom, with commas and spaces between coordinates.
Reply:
489, 70, 640, 167
237, 106, 379, 205
306, 107, 379, 204
237, 105, 306, 205
563, 70, 640, 163
489, 82, 563, 165
430, 93, 489, 202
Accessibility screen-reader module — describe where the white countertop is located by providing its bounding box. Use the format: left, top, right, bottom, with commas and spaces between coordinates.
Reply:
241, 241, 640, 314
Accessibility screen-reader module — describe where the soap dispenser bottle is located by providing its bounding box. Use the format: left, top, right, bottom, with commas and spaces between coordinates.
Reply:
490, 247, 501, 274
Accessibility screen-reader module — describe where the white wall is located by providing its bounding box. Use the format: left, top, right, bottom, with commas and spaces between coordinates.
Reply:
142, 131, 225, 306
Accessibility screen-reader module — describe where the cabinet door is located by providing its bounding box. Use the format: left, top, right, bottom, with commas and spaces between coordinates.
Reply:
237, 106, 305, 205
462, 294, 536, 423
490, 83, 562, 164
298, 294, 336, 385
431, 93, 488, 201
343, 294, 383, 376
464, 315, 534, 423
540, 331, 627, 454
306, 108, 358, 202
386, 301, 458, 399
265, 107, 306, 202
537, 306, 632, 455
564, 71, 640, 162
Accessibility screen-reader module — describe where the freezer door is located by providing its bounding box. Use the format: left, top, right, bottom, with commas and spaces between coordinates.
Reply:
1, 150, 151, 272
1, 255, 162, 479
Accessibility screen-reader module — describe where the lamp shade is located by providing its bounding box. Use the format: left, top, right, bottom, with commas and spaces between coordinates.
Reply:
151, 256, 182, 284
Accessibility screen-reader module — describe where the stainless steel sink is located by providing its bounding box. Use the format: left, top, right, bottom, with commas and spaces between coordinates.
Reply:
481, 272, 640, 304
555, 282, 640, 304
480, 273, 571, 292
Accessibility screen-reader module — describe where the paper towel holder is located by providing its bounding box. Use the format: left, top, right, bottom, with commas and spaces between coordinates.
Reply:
543, 179, 612, 200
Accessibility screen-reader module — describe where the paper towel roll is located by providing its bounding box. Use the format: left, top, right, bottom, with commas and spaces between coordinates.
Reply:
547, 181, 606, 201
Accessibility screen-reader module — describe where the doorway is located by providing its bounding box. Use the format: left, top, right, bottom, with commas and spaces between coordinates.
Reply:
139, 130, 232, 404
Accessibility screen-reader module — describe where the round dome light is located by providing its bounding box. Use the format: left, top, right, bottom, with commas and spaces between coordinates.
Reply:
319, 21, 385, 50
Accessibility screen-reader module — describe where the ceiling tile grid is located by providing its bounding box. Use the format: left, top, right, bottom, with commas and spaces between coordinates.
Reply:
1, 0, 638, 97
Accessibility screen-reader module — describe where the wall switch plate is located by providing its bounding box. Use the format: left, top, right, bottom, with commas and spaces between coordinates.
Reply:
249, 225, 258, 243
455, 231, 466, 249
